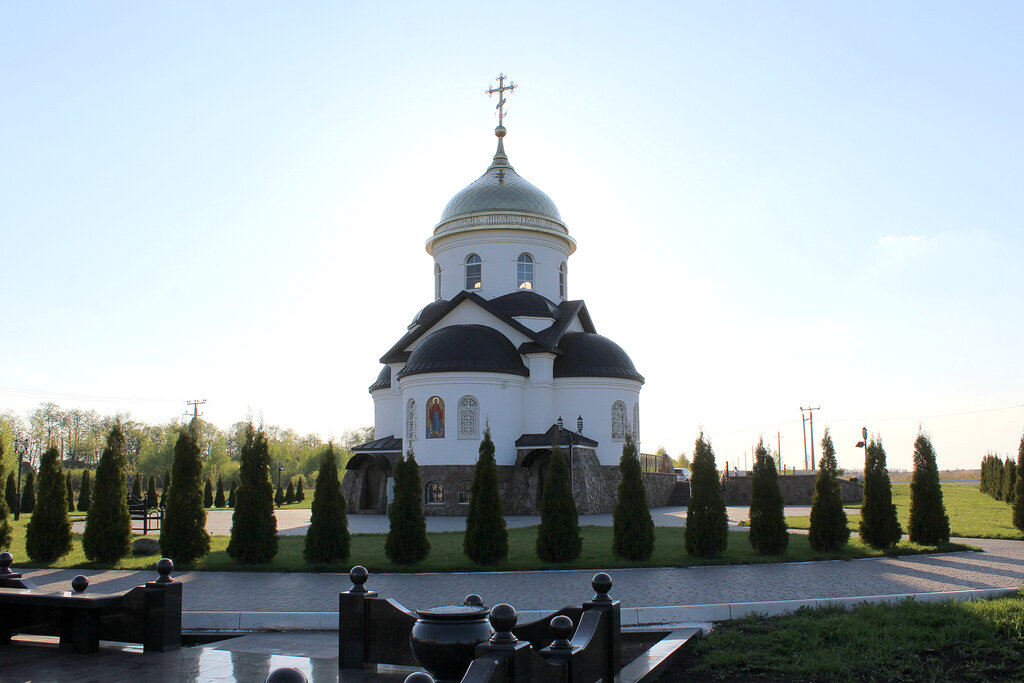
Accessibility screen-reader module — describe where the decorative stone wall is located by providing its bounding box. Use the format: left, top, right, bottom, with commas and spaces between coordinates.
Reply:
721, 474, 864, 506
341, 455, 677, 515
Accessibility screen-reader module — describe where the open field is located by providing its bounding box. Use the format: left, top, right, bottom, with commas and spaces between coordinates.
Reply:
785, 482, 1024, 540
681, 589, 1024, 681
4, 517, 974, 573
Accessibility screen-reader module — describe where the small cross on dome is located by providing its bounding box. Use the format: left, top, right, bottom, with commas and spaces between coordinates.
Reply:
486, 73, 516, 133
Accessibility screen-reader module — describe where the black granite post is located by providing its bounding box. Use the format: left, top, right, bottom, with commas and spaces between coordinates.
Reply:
339, 565, 377, 669
144, 559, 182, 651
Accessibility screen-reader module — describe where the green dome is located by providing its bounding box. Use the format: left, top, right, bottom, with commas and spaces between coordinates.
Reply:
437, 136, 563, 227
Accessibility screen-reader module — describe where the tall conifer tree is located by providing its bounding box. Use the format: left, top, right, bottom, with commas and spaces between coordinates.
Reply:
908, 431, 950, 545
21, 469, 35, 514
160, 420, 210, 564
808, 428, 849, 551
25, 447, 72, 562
685, 431, 728, 557
612, 433, 654, 560
65, 472, 75, 512
748, 438, 788, 555
214, 477, 226, 507
227, 423, 278, 564
464, 427, 508, 565
5, 472, 16, 516
1013, 434, 1024, 532
304, 444, 350, 564
536, 443, 582, 563
203, 478, 214, 508
146, 475, 158, 509
83, 425, 131, 562
77, 470, 91, 512
132, 473, 142, 499
0, 448, 11, 550
386, 450, 430, 565
859, 436, 902, 548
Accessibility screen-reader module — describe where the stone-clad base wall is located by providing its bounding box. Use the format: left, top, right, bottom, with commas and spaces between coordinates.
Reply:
341, 456, 677, 516
721, 474, 864, 506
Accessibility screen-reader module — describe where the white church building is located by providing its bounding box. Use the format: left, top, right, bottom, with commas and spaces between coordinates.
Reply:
346, 78, 673, 514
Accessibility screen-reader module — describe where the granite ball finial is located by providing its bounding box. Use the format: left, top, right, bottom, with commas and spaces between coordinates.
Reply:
349, 565, 369, 593
549, 615, 574, 649
156, 558, 174, 583
464, 594, 483, 608
591, 572, 612, 603
489, 603, 518, 643
71, 575, 89, 593
265, 666, 309, 683
404, 673, 436, 683
0, 552, 13, 575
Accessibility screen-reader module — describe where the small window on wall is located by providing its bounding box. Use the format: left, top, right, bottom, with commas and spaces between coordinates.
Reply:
434, 264, 442, 300
458, 482, 471, 504
633, 403, 640, 440
516, 253, 534, 290
406, 399, 418, 442
426, 481, 445, 504
465, 254, 482, 290
458, 395, 479, 438
611, 400, 626, 440
426, 396, 445, 438
559, 261, 567, 299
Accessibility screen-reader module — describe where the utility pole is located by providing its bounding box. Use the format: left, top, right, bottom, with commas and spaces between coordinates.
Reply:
777, 431, 783, 473
801, 406, 820, 470
185, 399, 207, 420
800, 410, 809, 471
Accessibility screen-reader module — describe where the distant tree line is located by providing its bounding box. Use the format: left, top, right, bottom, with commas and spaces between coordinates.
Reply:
0, 401, 372, 508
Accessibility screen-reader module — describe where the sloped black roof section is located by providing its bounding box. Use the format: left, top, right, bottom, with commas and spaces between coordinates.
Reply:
351, 435, 403, 453
515, 423, 600, 449
368, 365, 391, 393
488, 291, 559, 319
553, 332, 645, 383
396, 325, 529, 379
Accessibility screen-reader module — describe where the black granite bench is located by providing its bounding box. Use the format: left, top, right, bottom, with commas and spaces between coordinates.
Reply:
0, 553, 181, 654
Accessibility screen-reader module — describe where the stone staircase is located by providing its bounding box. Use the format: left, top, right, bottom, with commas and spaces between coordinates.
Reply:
666, 481, 690, 506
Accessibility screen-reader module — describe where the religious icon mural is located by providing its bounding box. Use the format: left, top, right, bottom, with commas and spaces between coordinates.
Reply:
426, 396, 445, 438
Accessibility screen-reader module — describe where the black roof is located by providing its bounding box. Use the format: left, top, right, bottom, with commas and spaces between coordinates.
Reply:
488, 291, 559, 319
368, 365, 391, 393
396, 325, 529, 379
351, 435, 403, 453
553, 332, 645, 382
515, 423, 600, 449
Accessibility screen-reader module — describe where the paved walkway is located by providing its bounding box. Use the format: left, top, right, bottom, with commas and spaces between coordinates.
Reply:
32, 507, 1024, 619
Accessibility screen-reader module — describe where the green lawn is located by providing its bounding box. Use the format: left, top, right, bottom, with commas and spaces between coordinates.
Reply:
4, 517, 974, 573
687, 589, 1024, 681
784, 482, 1024, 540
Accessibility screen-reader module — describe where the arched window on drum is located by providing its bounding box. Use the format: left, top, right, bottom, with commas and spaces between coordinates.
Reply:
458, 395, 479, 439
611, 401, 627, 440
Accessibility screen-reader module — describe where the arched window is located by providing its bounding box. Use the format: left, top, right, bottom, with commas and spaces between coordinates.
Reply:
426, 396, 445, 438
465, 254, 482, 290
458, 482, 471, 505
558, 261, 567, 299
434, 264, 442, 300
425, 481, 445, 504
516, 253, 534, 290
611, 401, 627, 440
458, 395, 479, 438
633, 403, 640, 440
406, 398, 418, 442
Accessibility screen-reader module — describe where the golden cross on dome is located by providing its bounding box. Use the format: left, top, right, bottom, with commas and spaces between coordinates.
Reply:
486, 73, 516, 127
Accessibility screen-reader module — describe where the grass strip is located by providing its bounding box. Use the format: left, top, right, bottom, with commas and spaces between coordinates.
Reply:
5, 519, 974, 573
687, 590, 1024, 681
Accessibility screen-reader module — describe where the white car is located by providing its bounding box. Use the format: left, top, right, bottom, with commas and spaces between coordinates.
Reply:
674, 468, 691, 482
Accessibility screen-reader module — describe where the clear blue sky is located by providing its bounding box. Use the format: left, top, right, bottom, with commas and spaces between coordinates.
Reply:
2, 2, 1022, 470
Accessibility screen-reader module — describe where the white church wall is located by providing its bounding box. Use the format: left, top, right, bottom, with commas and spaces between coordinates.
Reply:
523, 354, 556, 433
400, 372, 527, 467
371, 383, 401, 440
431, 229, 571, 302
553, 377, 643, 465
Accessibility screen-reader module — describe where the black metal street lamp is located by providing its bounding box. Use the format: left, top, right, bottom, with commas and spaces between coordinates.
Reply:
13, 434, 29, 521
855, 427, 869, 463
